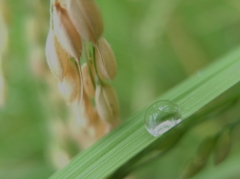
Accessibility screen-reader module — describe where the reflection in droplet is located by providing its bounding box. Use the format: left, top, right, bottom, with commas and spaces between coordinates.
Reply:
144, 100, 182, 137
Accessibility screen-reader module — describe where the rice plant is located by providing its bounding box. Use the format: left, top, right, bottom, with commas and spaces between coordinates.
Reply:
1, 0, 240, 179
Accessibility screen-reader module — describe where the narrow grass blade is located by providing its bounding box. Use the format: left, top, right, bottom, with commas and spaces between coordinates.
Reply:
50, 47, 240, 179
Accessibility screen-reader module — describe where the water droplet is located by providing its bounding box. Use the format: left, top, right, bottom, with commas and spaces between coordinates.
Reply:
144, 100, 182, 137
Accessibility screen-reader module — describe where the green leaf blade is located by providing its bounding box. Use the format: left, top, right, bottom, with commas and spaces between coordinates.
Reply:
50, 48, 240, 179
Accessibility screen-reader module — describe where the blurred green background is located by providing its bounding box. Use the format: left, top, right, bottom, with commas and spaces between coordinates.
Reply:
1, 0, 240, 178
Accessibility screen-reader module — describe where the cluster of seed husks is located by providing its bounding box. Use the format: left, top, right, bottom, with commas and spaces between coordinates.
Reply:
46, 0, 119, 148
0, 1, 9, 107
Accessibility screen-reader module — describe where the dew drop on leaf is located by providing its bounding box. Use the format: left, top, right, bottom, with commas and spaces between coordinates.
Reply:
144, 100, 182, 137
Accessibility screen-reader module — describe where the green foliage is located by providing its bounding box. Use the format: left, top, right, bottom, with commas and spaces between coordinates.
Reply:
50, 49, 240, 178
1, 0, 240, 179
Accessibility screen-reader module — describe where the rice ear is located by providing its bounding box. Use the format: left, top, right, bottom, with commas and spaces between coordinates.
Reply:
95, 38, 117, 80
67, 0, 103, 44
53, 2, 82, 60
45, 0, 120, 150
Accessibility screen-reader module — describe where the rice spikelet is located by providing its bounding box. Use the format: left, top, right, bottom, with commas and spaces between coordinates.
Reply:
67, 0, 103, 43
58, 60, 81, 103
96, 38, 117, 80
95, 83, 119, 125
45, 0, 120, 153
46, 30, 69, 81
53, 2, 82, 60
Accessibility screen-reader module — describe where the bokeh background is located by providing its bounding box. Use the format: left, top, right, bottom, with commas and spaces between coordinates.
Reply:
1, 0, 240, 178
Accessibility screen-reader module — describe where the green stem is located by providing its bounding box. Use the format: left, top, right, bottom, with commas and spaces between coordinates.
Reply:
92, 45, 103, 86
85, 43, 96, 90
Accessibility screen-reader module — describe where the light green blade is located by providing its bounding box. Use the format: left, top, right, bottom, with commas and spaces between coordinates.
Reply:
50, 47, 240, 179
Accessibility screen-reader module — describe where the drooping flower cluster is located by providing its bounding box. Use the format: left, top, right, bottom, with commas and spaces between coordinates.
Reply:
45, 0, 119, 148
